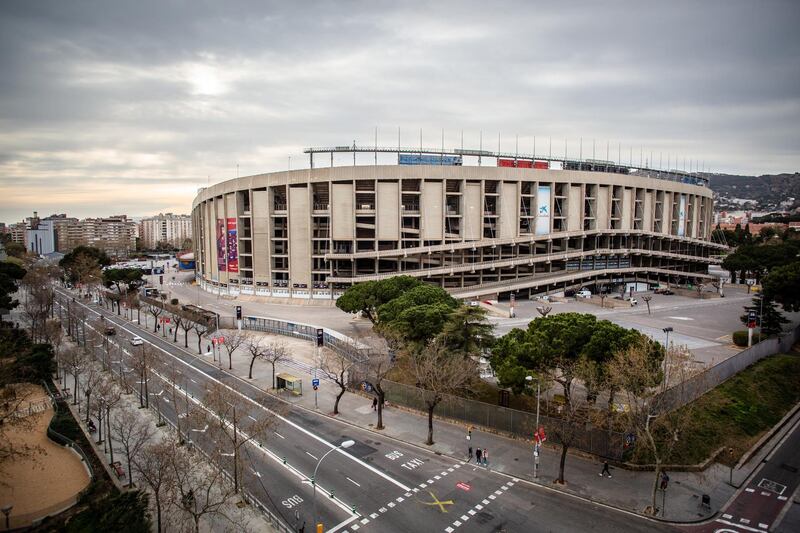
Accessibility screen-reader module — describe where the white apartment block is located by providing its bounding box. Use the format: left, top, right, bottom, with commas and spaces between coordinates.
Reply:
140, 213, 193, 249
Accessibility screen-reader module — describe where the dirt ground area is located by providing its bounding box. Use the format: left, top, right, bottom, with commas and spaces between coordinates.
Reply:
0, 383, 91, 528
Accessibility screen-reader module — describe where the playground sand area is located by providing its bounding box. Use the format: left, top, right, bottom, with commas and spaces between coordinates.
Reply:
0, 383, 91, 528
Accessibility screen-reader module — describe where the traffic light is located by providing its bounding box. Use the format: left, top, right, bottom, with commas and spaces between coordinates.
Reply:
236, 305, 242, 320
316, 328, 324, 347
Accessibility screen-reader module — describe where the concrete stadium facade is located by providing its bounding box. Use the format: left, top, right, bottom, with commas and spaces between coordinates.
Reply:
192, 159, 723, 301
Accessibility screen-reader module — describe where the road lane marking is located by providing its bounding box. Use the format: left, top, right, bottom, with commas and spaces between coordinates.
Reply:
59, 291, 413, 492
346, 477, 361, 487
722, 514, 732, 519
305, 451, 319, 460
745, 488, 755, 492
274, 432, 285, 439
714, 519, 767, 533
759, 524, 769, 529
248, 415, 257, 422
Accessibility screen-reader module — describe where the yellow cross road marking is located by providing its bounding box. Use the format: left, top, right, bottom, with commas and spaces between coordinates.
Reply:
420, 491, 454, 513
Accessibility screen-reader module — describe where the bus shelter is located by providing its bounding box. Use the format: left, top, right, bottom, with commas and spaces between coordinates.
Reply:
276, 373, 303, 396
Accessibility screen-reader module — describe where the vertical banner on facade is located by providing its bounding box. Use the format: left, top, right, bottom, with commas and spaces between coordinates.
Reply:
226, 218, 239, 273
535, 185, 551, 235
216, 218, 226, 271
677, 194, 687, 237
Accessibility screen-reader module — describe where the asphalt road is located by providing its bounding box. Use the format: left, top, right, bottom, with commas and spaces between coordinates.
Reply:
680, 416, 800, 533
56, 289, 676, 533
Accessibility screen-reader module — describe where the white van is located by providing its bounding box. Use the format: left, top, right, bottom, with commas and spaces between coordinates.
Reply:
576, 290, 592, 298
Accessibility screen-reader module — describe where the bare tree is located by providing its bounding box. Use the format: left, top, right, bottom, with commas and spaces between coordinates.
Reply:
111, 408, 155, 486
134, 437, 177, 533
200, 382, 274, 494
536, 305, 552, 318
43, 318, 64, 376
412, 339, 476, 445
170, 313, 183, 342
82, 367, 102, 423
359, 336, 396, 431
0, 384, 42, 473
249, 340, 289, 387
610, 340, 700, 515
549, 388, 593, 485
131, 344, 156, 408
246, 338, 266, 380
147, 304, 163, 333
169, 442, 237, 533
63, 346, 89, 405
192, 320, 208, 355
642, 295, 653, 315
220, 330, 250, 370
320, 349, 354, 415
179, 314, 194, 348
165, 361, 194, 444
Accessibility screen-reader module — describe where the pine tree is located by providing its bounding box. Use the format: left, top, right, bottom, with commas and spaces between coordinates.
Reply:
740, 294, 788, 337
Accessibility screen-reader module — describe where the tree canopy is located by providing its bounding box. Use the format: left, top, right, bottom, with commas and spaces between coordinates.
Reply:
0, 261, 26, 311
376, 283, 458, 346
60, 245, 111, 284
103, 267, 146, 292
335, 276, 422, 323
762, 261, 800, 312
491, 312, 662, 403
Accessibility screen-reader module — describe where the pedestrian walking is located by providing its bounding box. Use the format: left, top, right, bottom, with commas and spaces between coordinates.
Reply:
372, 397, 378, 411
599, 460, 612, 478
476, 448, 482, 464
468, 446, 473, 462
483, 448, 489, 466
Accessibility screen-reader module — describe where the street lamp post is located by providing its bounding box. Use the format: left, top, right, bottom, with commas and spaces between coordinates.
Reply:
525, 376, 541, 478
1, 505, 12, 529
313, 440, 355, 532
662, 327, 673, 389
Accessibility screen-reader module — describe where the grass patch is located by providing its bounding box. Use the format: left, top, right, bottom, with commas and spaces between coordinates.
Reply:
655, 353, 800, 465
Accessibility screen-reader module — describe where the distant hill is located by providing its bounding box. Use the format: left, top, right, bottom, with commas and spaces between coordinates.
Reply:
706, 172, 800, 212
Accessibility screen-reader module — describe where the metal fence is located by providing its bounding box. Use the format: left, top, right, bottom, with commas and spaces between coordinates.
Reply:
656, 325, 800, 412
382, 379, 626, 460
242, 315, 367, 364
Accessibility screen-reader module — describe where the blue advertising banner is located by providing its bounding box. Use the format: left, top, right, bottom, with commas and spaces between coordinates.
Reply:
399, 154, 463, 166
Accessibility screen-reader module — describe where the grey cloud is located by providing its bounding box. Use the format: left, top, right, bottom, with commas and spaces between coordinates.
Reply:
1, 0, 799, 222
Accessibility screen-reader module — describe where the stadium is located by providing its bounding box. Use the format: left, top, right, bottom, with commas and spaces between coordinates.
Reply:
191, 144, 724, 301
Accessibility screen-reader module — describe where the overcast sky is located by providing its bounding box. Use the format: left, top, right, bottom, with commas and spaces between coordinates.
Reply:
1, 0, 798, 223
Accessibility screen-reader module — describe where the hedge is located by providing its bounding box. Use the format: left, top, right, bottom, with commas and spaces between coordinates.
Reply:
732, 330, 764, 347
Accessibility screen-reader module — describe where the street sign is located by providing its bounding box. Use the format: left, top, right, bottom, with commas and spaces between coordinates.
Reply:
360, 381, 373, 393
312, 378, 320, 387
535, 426, 547, 443
748, 310, 757, 321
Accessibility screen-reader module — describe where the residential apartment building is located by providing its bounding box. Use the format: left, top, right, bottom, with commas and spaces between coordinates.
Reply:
139, 213, 192, 249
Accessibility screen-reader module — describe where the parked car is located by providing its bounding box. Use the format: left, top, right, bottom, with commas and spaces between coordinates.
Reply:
564, 289, 577, 297
104, 326, 116, 336
576, 290, 592, 298
130, 336, 144, 346
654, 288, 674, 295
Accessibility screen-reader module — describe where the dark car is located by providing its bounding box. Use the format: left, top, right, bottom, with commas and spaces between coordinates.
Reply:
564, 289, 577, 297
104, 326, 117, 336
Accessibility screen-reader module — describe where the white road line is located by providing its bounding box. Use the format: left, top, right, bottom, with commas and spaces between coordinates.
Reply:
468, 509, 476, 515
248, 415, 258, 422
453, 520, 461, 527
387, 502, 395, 508
379, 507, 387, 513
746, 488, 755, 492
360, 518, 369, 525
445, 528, 454, 533
760, 491, 771, 496
346, 477, 361, 487
61, 292, 413, 492
460, 514, 469, 521
274, 432, 285, 439
714, 519, 767, 533
759, 524, 769, 529
306, 451, 319, 460
740, 518, 750, 524
369, 513, 378, 519
395, 497, 404, 503
327, 517, 360, 533
722, 514, 732, 519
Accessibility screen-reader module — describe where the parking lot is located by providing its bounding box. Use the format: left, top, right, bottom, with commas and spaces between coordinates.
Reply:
492, 285, 800, 366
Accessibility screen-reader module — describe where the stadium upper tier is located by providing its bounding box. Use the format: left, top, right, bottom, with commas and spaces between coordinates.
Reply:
192, 157, 722, 302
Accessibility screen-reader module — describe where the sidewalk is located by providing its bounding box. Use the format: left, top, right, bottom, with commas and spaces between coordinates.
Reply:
188, 328, 775, 523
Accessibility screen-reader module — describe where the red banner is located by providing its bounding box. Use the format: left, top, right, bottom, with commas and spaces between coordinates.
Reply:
226, 218, 239, 273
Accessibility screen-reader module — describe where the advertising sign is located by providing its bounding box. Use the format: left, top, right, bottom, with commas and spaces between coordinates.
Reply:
677, 194, 687, 237
399, 154, 463, 166
497, 158, 533, 168
535, 185, 551, 235
216, 219, 226, 272
226, 218, 239, 273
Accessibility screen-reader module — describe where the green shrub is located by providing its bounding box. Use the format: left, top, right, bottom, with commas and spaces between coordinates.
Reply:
732, 330, 764, 347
